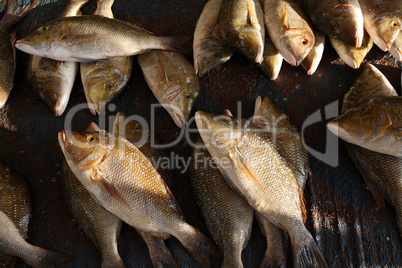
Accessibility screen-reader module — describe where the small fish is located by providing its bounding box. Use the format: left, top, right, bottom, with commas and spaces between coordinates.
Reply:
264, 0, 315, 66
58, 130, 218, 268
15, 15, 191, 62
80, 0, 133, 115
258, 36, 284, 80
30, 0, 89, 116
328, 96, 402, 158
219, 0, 264, 63
358, 0, 402, 51
195, 111, 328, 268
193, 0, 232, 77
329, 30, 373, 69
138, 51, 200, 128
390, 32, 402, 61
301, 32, 325, 75
302, 0, 364, 47
189, 136, 254, 267
0, 209, 72, 267
0, 0, 39, 109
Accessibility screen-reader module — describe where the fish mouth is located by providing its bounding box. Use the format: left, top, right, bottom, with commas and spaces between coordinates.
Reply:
372, 36, 391, 52
327, 120, 353, 143
342, 55, 359, 69
15, 40, 44, 57
171, 112, 186, 128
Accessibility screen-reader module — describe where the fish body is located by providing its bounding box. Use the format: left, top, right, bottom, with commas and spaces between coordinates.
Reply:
390, 32, 402, 61
138, 51, 200, 128
219, 0, 264, 63
195, 111, 327, 268
193, 0, 232, 77
264, 0, 315, 66
189, 137, 254, 268
59, 130, 217, 268
301, 32, 325, 75
0, 0, 39, 109
80, 0, 133, 115
358, 0, 402, 51
328, 96, 402, 158
16, 15, 191, 62
329, 30, 373, 69
258, 37, 283, 80
302, 0, 364, 47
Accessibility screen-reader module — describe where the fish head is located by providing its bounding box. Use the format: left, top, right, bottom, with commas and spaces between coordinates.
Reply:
163, 79, 200, 128
371, 11, 401, 51
15, 20, 68, 57
0, 160, 21, 193
226, 27, 264, 63
319, 4, 364, 47
58, 130, 111, 170
113, 112, 147, 146
279, 28, 315, 66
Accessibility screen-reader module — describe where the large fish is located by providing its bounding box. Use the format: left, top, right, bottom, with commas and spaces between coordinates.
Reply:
358, 0, 402, 51
15, 15, 191, 62
219, 0, 264, 63
30, 0, 89, 116
338, 63, 402, 236
0, 209, 72, 267
189, 135, 254, 268
263, 0, 315, 66
390, 32, 402, 61
138, 51, 200, 128
301, 32, 325, 75
328, 96, 402, 158
193, 0, 232, 77
258, 36, 283, 80
0, 0, 39, 109
195, 111, 327, 268
58, 130, 218, 268
301, 0, 364, 47
80, 0, 133, 115
329, 30, 373, 69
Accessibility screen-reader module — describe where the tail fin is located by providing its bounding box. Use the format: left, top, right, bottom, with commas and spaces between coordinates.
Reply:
27, 247, 73, 268
101, 256, 125, 268
0, 0, 39, 27
161, 35, 193, 55
293, 236, 328, 268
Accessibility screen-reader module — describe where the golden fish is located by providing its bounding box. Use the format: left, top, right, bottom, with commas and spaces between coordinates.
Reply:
58, 130, 217, 268
138, 51, 200, 128
0, 0, 39, 109
258, 36, 283, 80
301, 32, 325, 75
196, 111, 327, 268
80, 0, 133, 115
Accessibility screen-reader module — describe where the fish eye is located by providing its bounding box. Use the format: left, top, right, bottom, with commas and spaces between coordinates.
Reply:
333, 23, 339, 30
42, 26, 48, 32
106, 83, 114, 91
185, 93, 191, 100
392, 22, 399, 27
360, 106, 369, 113
134, 123, 141, 130
301, 38, 308, 45
37, 84, 44, 92
87, 135, 96, 143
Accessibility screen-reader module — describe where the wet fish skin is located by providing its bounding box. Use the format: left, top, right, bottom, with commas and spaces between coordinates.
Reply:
328, 96, 402, 158
59, 130, 218, 268
15, 15, 191, 62
189, 137, 254, 268
80, 0, 133, 115
264, 0, 315, 66
390, 32, 402, 61
302, 0, 364, 47
219, 0, 264, 63
138, 51, 200, 128
258, 37, 283, 80
358, 0, 402, 51
301, 32, 325, 75
0, 0, 39, 109
329, 30, 373, 69
193, 0, 232, 77
195, 111, 327, 268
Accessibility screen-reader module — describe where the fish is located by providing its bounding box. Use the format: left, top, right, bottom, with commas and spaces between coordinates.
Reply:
0, 209, 72, 267
219, 0, 264, 63
58, 130, 218, 268
358, 0, 402, 51
30, 0, 89, 116
258, 36, 283, 80
189, 136, 254, 267
328, 96, 402, 157
0, 0, 39, 109
301, 32, 325, 75
301, 0, 364, 47
195, 111, 327, 268
339, 63, 402, 236
80, 0, 133, 115
263, 0, 315, 66
390, 32, 402, 61
329, 30, 373, 69
138, 51, 200, 128
15, 15, 192, 62
193, 0, 232, 77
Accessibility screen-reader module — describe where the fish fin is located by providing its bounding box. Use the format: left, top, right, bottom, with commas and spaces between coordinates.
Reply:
139, 231, 179, 268
0, 0, 40, 27
222, 109, 233, 116
246, 0, 259, 27
29, 249, 73, 267
124, 11, 154, 34
90, 167, 130, 209
77, 154, 104, 168
209, 23, 218, 35
365, 177, 386, 209
64, 34, 108, 46
229, 147, 266, 193
112, 112, 127, 136
293, 234, 328, 268
85, 122, 100, 132
15, 224, 29, 239
160, 175, 183, 216
280, 4, 288, 30
160, 35, 193, 55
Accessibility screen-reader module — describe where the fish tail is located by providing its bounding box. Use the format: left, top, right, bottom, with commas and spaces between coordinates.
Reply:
0, 0, 39, 27
139, 231, 179, 268
292, 233, 328, 268
161, 35, 193, 55
26, 247, 73, 268
221, 256, 244, 268
101, 256, 125, 268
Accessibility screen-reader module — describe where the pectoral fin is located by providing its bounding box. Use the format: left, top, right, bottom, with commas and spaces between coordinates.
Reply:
246, 0, 259, 28
280, 4, 288, 30
64, 34, 107, 46
365, 178, 386, 209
